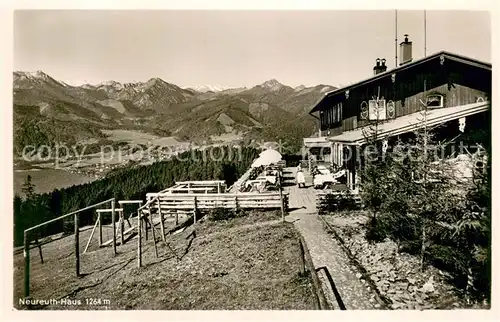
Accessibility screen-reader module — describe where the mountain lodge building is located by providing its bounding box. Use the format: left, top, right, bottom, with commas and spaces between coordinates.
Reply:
304, 35, 491, 191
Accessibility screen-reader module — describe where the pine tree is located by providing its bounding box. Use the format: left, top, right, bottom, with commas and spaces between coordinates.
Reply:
21, 175, 36, 200
385, 80, 469, 271
359, 87, 392, 223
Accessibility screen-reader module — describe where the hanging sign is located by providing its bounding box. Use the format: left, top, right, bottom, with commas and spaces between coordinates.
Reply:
458, 117, 466, 133
382, 139, 388, 154
360, 101, 368, 120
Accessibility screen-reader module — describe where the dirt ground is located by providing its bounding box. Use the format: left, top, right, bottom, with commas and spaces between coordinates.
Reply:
14, 211, 317, 310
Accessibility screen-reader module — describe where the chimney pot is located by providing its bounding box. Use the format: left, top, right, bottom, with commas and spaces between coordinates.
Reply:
373, 58, 386, 75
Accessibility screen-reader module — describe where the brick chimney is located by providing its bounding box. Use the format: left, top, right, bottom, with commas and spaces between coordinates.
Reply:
399, 34, 413, 66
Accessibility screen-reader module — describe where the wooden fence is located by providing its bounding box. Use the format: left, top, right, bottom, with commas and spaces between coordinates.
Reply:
159, 181, 227, 194
145, 192, 289, 212
23, 198, 116, 298
316, 190, 362, 213
21, 180, 290, 299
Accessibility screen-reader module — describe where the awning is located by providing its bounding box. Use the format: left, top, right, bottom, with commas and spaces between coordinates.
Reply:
303, 136, 332, 148
251, 149, 282, 168
328, 101, 489, 145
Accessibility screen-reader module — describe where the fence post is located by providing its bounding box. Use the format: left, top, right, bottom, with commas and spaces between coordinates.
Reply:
111, 199, 116, 255
234, 196, 238, 211
74, 213, 80, 277
144, 211, 149, 241
147, 203, 159, 258
298, 238, 305, 275
279, 171, 285, 222
158, 199, 166, 243
193, 196, 197, 224
98, 211, 103, 246
137, 210, 142, 268
35, 237, 44, 264
24, 230, 30, 298
120, 209, 125, 245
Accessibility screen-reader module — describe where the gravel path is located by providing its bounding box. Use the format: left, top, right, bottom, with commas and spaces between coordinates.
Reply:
286, 211, 381, 310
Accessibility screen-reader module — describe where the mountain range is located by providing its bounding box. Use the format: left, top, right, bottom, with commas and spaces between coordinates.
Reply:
13, 71, 336, 154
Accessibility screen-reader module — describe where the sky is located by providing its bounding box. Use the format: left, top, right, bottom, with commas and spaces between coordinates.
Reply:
14, 10, 491, 89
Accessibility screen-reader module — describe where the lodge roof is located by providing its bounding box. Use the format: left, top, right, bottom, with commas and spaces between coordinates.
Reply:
309, 51, 492, 114
327, 101, 490, 145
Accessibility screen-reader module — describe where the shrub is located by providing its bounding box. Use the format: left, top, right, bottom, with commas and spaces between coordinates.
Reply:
398, 240, 422, 255
319, 191, 359, 214
426, 244, 469, 277
364, 216, 388, 243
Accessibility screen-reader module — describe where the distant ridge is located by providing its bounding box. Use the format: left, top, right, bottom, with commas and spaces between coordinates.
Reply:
13, 70, 336, 153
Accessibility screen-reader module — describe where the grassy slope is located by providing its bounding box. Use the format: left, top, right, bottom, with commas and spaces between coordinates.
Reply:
14, 211, 317, 310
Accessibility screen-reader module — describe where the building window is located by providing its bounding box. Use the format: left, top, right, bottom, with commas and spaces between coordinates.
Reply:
368, 99, 386, 120
387, 100, 395, 118
426, 94, 444, 108
321, 103, 342, 128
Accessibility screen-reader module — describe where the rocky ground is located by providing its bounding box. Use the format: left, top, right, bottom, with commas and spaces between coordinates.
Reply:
321, 211, 489, 310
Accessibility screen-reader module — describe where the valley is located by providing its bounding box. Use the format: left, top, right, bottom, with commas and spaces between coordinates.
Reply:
13, 71, 335, 155
13, 71, 335, 194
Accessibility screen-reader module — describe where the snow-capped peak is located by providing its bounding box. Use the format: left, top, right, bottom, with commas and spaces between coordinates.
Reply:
13, 70, 67, 89
15, 70, 52, 81
190, 85, 230, 93
28, 70, 49, 79
261, 79, 283, 90
294, 84, 307, 91
98, 80, 124, 90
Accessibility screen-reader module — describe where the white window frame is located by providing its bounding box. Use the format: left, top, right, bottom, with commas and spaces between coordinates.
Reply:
426, 94, 444, 109
368, 99, 386, 120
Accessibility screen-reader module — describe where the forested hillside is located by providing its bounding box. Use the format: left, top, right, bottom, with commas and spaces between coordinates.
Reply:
14, 147, 259, 246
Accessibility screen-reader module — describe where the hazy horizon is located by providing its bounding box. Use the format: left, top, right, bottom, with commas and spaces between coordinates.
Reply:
14, 10, 491, 89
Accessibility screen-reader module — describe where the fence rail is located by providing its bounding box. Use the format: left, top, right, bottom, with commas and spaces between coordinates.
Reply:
23, 198, 116, 299
316, 190, 362, 213
21, 181, 290, 300
145, 192, 289, 211
159, 181, 227, 194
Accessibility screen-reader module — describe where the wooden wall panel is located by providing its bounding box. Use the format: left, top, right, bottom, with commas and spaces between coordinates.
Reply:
320, 83, 488, 136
